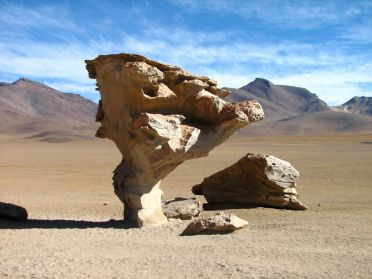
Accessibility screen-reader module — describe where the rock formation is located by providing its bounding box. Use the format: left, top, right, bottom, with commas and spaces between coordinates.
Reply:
192, 153, 307, 210
181, 212, 248, 235
85, 54, 264, 227
333, 96, 372, 116
162, 198, 202, 220
0, 202, 28, 221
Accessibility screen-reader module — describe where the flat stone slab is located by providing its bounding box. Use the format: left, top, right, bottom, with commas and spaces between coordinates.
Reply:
181, 212, 248, 235
0, 202, 28, 222
162, 197, 202, 220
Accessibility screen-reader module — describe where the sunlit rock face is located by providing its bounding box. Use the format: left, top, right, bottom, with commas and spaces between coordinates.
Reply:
86, 53, 264, 227
192, 153, 307, 210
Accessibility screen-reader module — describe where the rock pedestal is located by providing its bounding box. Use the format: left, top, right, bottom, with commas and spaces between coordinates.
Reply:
192, 153, 307, 210
85, 54, 264, 227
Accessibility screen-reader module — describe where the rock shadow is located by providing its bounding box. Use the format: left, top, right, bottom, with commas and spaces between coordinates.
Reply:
202, 203, 258, 211
0, 218, 136, 230
180, 230, 238, 236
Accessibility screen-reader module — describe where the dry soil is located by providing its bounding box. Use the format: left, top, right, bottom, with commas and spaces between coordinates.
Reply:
1, 135, 372, 278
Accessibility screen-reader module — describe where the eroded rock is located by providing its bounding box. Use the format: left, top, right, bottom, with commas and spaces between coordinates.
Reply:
181, 212, 248, 235
162, 198, 202, 220
192, 153, 307, 210
0, 202, 28, 221
85, 54, 264, 227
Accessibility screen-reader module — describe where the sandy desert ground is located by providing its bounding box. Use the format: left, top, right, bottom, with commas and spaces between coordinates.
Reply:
1, 134, 372, 278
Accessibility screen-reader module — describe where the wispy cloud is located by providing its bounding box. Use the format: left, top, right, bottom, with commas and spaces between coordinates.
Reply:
341, 23, 372, 43
115, 27, 372, 105
169, 0, 370, 29
0, 4, 82, 35
268, 64, 372, 104
0, 1, 371, 105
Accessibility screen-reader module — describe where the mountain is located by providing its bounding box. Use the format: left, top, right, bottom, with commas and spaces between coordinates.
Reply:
237, 110, 372, 136
226, 78, 331, 121
0, 78, 98, 142
332, 96, 372, 116
1, 77, 371, 141
226, 78, 372, 136
229, 78, 329, 114
226, 87, 298, 121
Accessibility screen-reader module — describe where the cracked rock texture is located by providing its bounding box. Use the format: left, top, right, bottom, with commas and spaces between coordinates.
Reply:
181, 212, 248, 235
162, 198, 202, 220
192, 153, 307, 210
85, 53, 264, 227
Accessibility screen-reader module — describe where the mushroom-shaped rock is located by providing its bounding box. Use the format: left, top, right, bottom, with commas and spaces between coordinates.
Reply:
192, 153, 307, 210
181, 212, 248, 235
85, 53, 264, 227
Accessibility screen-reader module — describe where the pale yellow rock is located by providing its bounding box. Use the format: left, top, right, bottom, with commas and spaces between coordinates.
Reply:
85, 53, 264, 227
192, 153, 307, 210
181, 212, 248, 235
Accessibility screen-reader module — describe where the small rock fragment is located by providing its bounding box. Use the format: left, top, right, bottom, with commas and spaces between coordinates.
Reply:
181, 212, 248, 235
162, 197, 202, 220
0, 202, 28, 222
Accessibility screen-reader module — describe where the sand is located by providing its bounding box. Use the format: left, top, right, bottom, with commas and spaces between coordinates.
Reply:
1, 135, 372, 278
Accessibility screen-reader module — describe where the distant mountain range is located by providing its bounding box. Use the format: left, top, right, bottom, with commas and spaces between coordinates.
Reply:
0, 78, 371, 141
0, 78, 98, 142
226, 78, 372, 136
332, 96, 372, 116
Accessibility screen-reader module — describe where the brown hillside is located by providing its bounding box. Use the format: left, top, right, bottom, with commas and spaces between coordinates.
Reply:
226, 79, 372, 136
0, 78, 97, 142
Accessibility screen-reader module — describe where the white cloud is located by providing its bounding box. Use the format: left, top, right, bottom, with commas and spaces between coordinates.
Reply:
0, 5, 82, 33
199, 67, 372, 106
45, 80, 99, 102
1, 27, 371, 105
0, 2, 371, 106
119, 30, 351, 69
341, 23, 372, 43
169, 0, 369, 29
268, 65, 372, 105
0, 37, 123, 85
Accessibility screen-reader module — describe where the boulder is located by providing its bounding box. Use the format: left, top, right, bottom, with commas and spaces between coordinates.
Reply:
192, 153, 307, 210
0, 202, 28, 221
85, 53, 264, 227
162, 198, 202, 220
181, 212, 248, 235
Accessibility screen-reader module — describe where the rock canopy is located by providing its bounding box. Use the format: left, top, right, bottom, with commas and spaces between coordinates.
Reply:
192, 153, 307, 210
85, 54, 264, 227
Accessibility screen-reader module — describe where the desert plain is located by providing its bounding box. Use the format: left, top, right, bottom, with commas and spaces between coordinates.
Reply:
1, 134, 372, 278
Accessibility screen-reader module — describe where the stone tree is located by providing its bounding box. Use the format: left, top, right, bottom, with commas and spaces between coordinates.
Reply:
85, 53, 264, 227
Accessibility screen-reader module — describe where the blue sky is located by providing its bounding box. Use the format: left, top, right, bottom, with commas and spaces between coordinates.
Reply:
0, 0, 371, 105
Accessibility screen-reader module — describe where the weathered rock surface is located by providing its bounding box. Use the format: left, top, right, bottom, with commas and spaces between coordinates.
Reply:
85, 53, 264, 227
181, 212, 248, 235
162, 198, 202, 220
0, 202, 28, 221
192, 153, 307, 210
